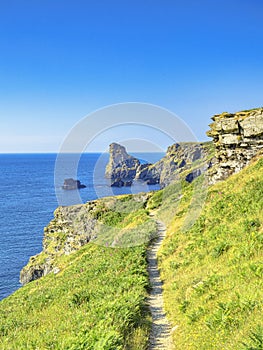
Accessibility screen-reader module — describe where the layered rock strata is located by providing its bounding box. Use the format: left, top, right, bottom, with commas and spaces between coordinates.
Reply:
207, 108, 263, 184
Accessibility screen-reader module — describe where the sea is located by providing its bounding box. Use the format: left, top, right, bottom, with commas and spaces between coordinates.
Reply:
0, 153, 163, 301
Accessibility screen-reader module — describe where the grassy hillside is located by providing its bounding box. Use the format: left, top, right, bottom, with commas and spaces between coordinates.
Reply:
1, 151, 262, 349
0, 195, 157, 350
157, 155, 263, 349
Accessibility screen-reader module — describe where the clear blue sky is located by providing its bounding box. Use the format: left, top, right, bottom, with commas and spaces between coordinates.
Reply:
1, 0, 263, 152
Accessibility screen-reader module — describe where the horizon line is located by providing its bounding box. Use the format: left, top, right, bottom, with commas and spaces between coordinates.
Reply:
0, 151, 167, 155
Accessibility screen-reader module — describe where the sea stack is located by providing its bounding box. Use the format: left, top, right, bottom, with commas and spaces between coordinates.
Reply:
62, 178, 86, 190
105, 143, 140, 187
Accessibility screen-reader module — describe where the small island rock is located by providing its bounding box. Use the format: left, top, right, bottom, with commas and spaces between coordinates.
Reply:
62, 178, 86, 190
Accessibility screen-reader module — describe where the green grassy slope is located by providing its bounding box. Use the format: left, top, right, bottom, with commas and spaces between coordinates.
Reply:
158, 156, 263, 349
0, 195, 156, 350
1, 152, 262, 350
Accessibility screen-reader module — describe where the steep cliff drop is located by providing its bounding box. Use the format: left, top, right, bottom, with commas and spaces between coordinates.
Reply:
105, 142, 213, 188
105, 143, 141, 187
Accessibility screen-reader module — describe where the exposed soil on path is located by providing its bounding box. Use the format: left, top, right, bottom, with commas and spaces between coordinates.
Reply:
147, 217, 174, 350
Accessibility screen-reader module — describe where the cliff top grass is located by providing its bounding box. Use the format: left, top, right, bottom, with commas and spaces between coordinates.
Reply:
157, 155, 263, 349
0, 194, 156, 350
1, 244, 151, 350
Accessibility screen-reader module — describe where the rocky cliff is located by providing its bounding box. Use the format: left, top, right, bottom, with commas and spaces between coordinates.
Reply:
20, 193, 152, 285
20, 201, 101, 284
207, 108, 263, 184
105, 143, 140, 186
152, 142, 213, 188
106, 142, 214, 188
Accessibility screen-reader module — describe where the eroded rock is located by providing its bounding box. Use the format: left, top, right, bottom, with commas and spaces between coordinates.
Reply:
207, 108, 263, 184
153, 143, 212, 188
106, 142, 212, 188
105, 143, 140, 186
20, 202, 99, 285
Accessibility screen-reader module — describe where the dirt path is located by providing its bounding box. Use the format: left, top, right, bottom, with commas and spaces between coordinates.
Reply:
147, 217, 173, 350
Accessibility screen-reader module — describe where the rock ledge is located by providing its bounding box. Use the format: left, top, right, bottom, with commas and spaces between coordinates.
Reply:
207, 108, 263, 184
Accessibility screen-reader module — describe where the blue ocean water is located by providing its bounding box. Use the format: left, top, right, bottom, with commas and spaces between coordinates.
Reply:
0, 153, 162, 300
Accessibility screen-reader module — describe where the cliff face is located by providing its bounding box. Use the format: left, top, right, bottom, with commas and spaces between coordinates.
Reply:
106, 108, 263, 189
106, 142, 213, 189
154, 142, 213, 188
20, 201, 100, 284
20, 193, 152, 285
105, 143, 140, 186
207, 108, 263, 184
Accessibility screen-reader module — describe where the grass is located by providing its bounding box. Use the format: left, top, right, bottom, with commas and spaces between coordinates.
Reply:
158, 156, 263, 349
0, 244, 151, 349
242, 325, 263, 350
90, 194, 158, 247
21, 193, 157, 280
0, 195, 156, 350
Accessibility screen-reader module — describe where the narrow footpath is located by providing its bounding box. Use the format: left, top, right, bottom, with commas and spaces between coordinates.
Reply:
147, 216, 173, 350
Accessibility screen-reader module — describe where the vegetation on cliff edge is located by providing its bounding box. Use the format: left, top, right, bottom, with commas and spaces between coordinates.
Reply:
158, 156, 263, 349
0, 195, 156, 350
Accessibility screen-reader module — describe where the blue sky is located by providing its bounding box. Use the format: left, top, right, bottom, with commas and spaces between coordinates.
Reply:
1, 0, 263, 152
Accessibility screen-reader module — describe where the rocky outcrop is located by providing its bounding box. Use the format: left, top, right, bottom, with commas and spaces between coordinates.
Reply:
106, 142, 213, 188
135, 142, 212, 188
154, 143, 212, 188
207, 108, 263, 184
105, 143, 141, 186
20, 193, 152, 285
135, 164, 160, 185
20, 202, 100, 284
62, 178, 86, 190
